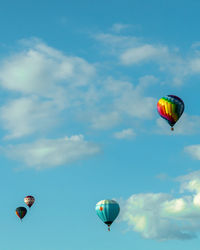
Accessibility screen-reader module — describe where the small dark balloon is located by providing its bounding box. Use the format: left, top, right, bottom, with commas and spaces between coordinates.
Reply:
16, 207, 27, 220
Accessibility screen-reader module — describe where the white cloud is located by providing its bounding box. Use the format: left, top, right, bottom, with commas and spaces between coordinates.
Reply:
119, 42, 191, 86
105, 77, 156, 119
111, 23, 130, 33
113, 88, 155, 119
3, 36, 200, 139
0, 96, 59, 139
78, 76, 157, 130
0, 39, 97, 138
120, 44, 168, 65
189, 58, 200, 73
114, 128, 136, 139
0, 39, 158, 138
121, 171, 200, 241
155, 173, 169, 181
187, 42, 200, 73
177, 171, 200, 193
94, 33, 139, 51
184, 145, 200, 161
4, 135, 100, 169
0, 39, 96, 96
94, 31, 200, 85
91, 112, 121, 129
191, 42, 200, 49
94, 32, 170, 67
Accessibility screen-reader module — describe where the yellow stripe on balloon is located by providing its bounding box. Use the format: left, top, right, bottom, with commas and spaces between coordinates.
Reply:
159, 99, 164, 109
165, 101, 169, 115
158, 99, 163, 106
168, 101, 172, 116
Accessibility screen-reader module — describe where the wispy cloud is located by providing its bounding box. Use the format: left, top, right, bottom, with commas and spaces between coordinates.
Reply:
0, 39, 158, 138
1, 36, 199, 141
3, 135, 100, 170
111, 23, 130, 33
113, 128, 136, 139
94, 30, 200, 85
94, 33, 139, 53
184, 145, 200, 160
120, 44, 169, 65
86, 76, 157, 130
0, 96, 59, 139
121, 171, 200, 241
90, 111, 121, 130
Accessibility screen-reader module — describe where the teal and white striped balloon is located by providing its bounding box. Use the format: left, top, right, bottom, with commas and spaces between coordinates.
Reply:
95, 200, 120, 231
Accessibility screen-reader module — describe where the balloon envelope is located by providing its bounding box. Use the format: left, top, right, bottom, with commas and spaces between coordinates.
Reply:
16, 207, 27, 220
24, 195, 35, 208
95, 200, 120, 230
157, 95, 184, 129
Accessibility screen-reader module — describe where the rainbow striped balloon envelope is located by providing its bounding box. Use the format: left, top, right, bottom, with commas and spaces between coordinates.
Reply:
157, 95, 184, 131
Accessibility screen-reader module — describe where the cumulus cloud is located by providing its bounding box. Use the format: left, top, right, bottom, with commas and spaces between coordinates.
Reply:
4, 135, 100, 169
177, 171, 200, 193
0, 96, 59, 139
0, 39, 97, 138
121, 171, 200, 241
0, 39, 158, 138
0, 39, 95, 95
2, 36, 199, 140
113, 128, 135, 139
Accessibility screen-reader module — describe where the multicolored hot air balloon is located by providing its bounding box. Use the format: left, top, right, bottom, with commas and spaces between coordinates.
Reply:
24, 195, 35, 208
95, 199, 120, 231
16, 207, 27, 221
157, 95, 184, 131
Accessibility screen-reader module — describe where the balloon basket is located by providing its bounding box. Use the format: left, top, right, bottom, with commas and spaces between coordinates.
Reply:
171, 127, 174, 131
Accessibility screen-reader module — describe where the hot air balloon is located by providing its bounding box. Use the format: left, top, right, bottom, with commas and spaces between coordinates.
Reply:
157, 95, 184, 131
16, 207, 27, 221
24, 195, 35, 208
95, 200, 120, 231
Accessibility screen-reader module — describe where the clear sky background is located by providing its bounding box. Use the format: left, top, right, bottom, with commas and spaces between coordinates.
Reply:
1, 0, 200, 249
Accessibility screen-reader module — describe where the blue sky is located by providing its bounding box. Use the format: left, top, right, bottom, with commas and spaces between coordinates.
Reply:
2, 0, 200, 249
